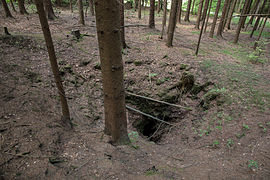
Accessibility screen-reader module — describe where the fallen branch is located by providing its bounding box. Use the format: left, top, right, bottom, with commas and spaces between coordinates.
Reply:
126, 91, 192, 110
126, 105, 175, 126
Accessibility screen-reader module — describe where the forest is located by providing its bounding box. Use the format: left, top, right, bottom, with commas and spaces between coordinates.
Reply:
0, 0, 270, 179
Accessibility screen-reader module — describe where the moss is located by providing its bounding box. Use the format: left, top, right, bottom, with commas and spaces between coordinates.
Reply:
134, 60, 143, 66
180, 64, 188, 70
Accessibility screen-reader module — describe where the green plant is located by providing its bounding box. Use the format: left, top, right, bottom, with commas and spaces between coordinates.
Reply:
212, 140, 220, 148
243, 124, 250, 130
227, 138, 234, 148
128, 131, 139, 143
258, 123, 267, 133
248, 160, 258, 169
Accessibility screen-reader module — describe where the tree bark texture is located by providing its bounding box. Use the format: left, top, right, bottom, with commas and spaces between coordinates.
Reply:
250, 0, 267, 37
177, 0, 182, 23
1, 0, 13, 17
89, 0, 94, 16
70, 0, 73, 12
196, 0, 210, 55
233, 0, 251, 43
119, 0, 127, 48
94, 0, 130, 144
166, 0, 178, 47
226, 0, 237, 29
204, 0, 213, 32
195, 0, 204, 29
34, 0, 71, 128
43, 0, 56, 20
223, 0, 232, 29
78, 0, 85, 25
209, 0, 221, 38
138, 0, 142, 19
184, 0, 192, 21
18, 0, 28, 14
160, 0, 167, 39
191, 0, 196, 14
216, 0, 230, 37
149, 0, 155, 28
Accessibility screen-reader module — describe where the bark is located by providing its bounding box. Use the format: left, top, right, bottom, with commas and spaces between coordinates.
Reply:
34, 0, 71, 128
204, 0, 213, 32
138, 0, 142, 19
10, 0, 16, 12
177, 0, 182, 23
1, 0, 13, 17
78, 0, 85, 25
18, 0, 28, 14
94, 0, 130, 145
160, 0, 167, 39
119, 0, 127, 48
195, 0, 204, 29
44, 0, 56, 20
191, 0, 196, 15
226, 0, 237, 29
55, 0, 61, 6
184, 0, 192, 22
209, 0, 221, 38
149, 0, 155, 28
233, 0, 251, 43
241, 0, 252, 28
196, 0, 210, 55
70, 0, 73, 12
245, 0, 260, 30
157, 0, 161, 13
166, 0, 178, 47
223, 0, 232, 29
250, 0, 267, 38
237, 0, 244, 12
216, 0, 230, 37
89, 0, 94, 16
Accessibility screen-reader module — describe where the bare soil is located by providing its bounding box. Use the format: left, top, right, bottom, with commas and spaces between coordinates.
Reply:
1, 7, 270, 180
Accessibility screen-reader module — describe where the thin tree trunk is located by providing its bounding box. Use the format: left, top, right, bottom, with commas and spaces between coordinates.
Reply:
177, 0, 182, 23
166, 0, 178, 47
233, 0, 251, 43
18, 0, 28, 14
250, 0, 267, 37
10, 0, 17, 12
149, 0, 155, 28
70, 0, 73, 12
160, 0, 167, 39
78, 0, 85, 25
94, 0, 130, 145
1, 0, 13, 17
119, 0, 127, 48
44, 0, 56, 20
223, 0, 232, 29
195, 0, 204, 29
196, 0, 210, 55
157, 0, 161, 13
191, 0, 196, 15
216, 0, 229, 37
237, 0, 244, 12
204, 0, 213, 32
245, 0, 260, 29
89, 0, 94, 16
135, 0, 139, 9
209, 0, 221, 38
34, 0, 71, 128
184, 0, 192, 22
138, 0, 142, 19
241, 0, 252, 28
226, 0, 237, 29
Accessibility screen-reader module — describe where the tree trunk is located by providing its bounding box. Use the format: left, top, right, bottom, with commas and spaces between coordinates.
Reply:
237, 0, 244, 12
157, 0, 161, 13
177, 0, 182, 23
233, 0, 251, 43
1, 0, 13, 17
250, 0, 267, 37
119, 0, 127, 49
18, 0, 28, 14
226, 0, 237, 29
44, 0, 56, 20
246, 0, 260, 26
78, 0, 85, 25
70, 0, 73, 12
204, 0, 213, 32
10, 0, 17, 12
209, 0, 221, 38
34, 0, 71, 128
138, 0, 142, 19
89, 0, 94, 16
241, 0, 252, 28
191, 0, 196, 15
184, 0, 192, 22
195, 0, 204, 29
149, 0, 155, 28
196, 0, 210, 55
166, 0, 178, 47
55, 0, 61, 6
135, 0, 139, 9
223, 0, 232, 29
94, 0, 130, 145
216, 0, 229, 37
160, 0, 167, 39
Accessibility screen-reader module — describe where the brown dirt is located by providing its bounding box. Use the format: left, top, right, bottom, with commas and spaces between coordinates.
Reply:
1, 7, 270, 180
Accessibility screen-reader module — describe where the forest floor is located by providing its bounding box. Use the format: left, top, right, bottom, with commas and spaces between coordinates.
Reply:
0, 7, 270, 180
